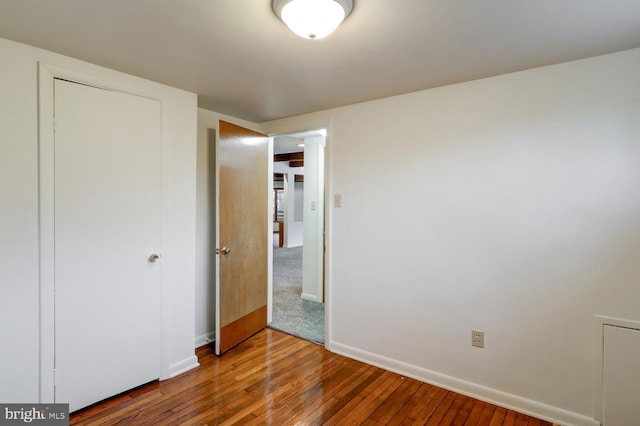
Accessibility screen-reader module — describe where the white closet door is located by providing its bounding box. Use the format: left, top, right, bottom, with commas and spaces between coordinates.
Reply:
54, 79, 162, 412
603, 325, 640, 425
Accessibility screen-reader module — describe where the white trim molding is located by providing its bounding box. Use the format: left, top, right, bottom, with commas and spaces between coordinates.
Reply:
169, 356, 200, 379
195, 332, 216, 349
330, 340, 600, 426
301, 293, 320, 302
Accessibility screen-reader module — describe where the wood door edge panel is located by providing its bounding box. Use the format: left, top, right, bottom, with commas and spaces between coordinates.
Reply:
219, 305, 267, 354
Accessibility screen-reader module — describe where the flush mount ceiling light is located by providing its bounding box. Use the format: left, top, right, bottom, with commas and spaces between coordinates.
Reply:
273, 0, 353, 39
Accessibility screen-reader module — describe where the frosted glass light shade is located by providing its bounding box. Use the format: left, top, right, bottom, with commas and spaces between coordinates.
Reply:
273, 0, 353, 39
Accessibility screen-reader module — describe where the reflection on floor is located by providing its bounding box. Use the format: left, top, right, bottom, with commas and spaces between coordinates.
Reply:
269, 245, 324, 344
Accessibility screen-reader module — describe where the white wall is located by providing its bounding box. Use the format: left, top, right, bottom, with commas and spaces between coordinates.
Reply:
0, 38, 40, 403
262, 48, 640, 426
0, 37, 198, 402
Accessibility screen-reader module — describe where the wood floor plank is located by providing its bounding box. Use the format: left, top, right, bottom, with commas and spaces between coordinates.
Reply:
469, 400, 496, 426
301, 362, 382, 424
323, 370, 401, 424
396, 383, 435, 425
368, 377, 423, 423
250, 350, 372, 424
437, 393, 467, 425
246, 354, 340, 423
503, 409, 518, 426
514, 410, 533, 425
425, 391, 456, 425
83, 391, 164, 426
451, 396, 476, 425
69, 329, 555, 426
490, 406, 509, 426
405, 384, 449, 423
322, 369, 394, 425
253, 359, 357, 424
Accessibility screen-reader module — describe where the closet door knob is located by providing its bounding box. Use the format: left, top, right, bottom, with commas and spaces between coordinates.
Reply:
149, 254, 160, 263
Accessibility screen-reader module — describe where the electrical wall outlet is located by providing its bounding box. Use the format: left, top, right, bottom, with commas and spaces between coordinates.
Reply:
472, 329, 484, 348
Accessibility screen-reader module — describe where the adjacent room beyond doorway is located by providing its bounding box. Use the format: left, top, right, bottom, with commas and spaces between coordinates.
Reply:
269, 130, 326, 344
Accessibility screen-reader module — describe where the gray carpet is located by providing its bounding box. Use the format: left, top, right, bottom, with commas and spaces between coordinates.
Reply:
269, 246, 325, 344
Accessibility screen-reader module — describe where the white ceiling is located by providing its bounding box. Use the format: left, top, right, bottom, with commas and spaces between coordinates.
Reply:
1, 0, 639, 122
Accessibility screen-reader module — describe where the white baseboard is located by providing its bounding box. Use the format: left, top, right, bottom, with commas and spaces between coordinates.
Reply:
168, 355, 200, 379
195, 331, 215, 348
301, 293, 318, 302
329, 341, 599, 426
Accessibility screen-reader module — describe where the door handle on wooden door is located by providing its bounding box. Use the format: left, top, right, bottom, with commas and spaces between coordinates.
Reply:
217, 247, 231, 256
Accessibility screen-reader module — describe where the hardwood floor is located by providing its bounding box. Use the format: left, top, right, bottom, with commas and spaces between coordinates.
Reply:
71, 329, 553, 425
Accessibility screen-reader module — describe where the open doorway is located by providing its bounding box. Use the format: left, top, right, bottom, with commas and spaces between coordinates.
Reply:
268, 129, 326, 344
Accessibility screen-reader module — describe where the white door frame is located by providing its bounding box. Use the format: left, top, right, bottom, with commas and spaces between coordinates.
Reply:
37, 62, 172, 402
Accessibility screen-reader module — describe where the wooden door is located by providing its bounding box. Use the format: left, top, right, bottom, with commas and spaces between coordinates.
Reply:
216, 120, 269, 355
54, 79, 162, 411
